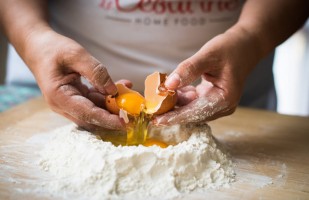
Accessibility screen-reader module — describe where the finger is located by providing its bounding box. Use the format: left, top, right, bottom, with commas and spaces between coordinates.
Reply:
52, 104, 125, 135
176, 88, 198, 106
177, 91, 198, 106
87, 79, 133, 109
70, 77, 89, 96
164, 53, 206, 90
85, 61, 117, 95
87, 89, 106, 108
196, 79, 213, 97
154, 90, 229, 125
61, 111, 125, 136
70, 79, 105, 109
115, 79, 133, 88
202, 106, 236, 121
55, 84, 126, 130
69, 51, 117, 95
178, 85, 196, 93
61, 111, 101, 131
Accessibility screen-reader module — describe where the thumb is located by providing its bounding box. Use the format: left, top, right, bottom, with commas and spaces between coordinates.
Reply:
75, 56, 117, 96
165, 55, 205, 90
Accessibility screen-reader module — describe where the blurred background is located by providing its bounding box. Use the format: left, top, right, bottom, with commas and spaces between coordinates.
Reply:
273, 20, 309, 116
0, 20, 308, 115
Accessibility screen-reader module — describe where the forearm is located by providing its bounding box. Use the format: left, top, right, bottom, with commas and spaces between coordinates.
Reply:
0, 0, 50, 59
232, 0, 308, 59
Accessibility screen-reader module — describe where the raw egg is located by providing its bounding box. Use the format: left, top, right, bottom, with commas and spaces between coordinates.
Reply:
143, 139, 168, 148
106, 72, 177, 116
144, 72, 177, 115
105, 84, 144, 116
105, 72, 177, 146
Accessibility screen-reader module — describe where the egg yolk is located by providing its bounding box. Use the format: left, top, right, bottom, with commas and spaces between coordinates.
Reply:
143, 139, 168, 148
116, 93, 145, 115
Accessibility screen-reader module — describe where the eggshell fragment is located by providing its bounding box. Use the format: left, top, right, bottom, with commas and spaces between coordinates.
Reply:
144, 72, 177, 115
119, 109, 129, 123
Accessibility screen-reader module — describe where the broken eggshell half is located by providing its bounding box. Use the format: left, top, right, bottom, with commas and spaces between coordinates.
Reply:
105, 72, 177, 119
144, 72, 177, 115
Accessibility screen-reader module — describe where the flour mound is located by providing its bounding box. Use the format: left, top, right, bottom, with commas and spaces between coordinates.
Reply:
38, 124, 234, 199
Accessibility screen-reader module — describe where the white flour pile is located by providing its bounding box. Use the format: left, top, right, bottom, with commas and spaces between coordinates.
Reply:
38, 124, 234, 199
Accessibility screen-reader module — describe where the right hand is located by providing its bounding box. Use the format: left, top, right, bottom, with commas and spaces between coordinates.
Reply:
155, 27, 261, 125
24, 30, 127, 131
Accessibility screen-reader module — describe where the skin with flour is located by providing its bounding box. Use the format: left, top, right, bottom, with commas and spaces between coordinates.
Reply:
0, 0, 308, 131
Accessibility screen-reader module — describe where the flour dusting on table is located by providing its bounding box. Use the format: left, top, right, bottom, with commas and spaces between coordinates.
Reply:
38, 124, 235, 199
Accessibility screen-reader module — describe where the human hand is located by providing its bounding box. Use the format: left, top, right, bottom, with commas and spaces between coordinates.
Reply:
24, 30, 127, 131
155, 27, 261, 125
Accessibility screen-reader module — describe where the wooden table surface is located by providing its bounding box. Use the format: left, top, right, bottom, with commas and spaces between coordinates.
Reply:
0, 97, 309, 200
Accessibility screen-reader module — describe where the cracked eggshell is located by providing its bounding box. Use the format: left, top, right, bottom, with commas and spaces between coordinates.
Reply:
144, 72, 177, 115
105, 72, 177, 116
105, 84, 144, 115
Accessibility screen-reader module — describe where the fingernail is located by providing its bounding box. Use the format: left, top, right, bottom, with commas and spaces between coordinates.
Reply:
165, 73, 181, 90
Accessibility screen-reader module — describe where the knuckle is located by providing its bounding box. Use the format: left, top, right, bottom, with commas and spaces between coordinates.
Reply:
67, 44, 86, 57
60, 44, 86, 64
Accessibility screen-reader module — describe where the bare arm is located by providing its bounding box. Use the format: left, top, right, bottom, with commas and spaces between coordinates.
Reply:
157, 0, 309, 125
0, 0, 126, 131
235, 0, 309, 59
0, 0, 49, 59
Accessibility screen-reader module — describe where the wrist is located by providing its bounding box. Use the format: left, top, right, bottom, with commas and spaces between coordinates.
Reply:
6, 21, 53, 65
23, 26, 53, 59
225, 24, 264, 73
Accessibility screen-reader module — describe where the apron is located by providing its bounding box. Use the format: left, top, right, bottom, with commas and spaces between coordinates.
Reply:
49, 0, 244, 92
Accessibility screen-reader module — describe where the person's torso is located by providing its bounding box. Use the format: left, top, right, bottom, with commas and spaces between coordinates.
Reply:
49, 0, 243, 92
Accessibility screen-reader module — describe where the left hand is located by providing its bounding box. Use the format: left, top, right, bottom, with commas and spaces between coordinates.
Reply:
154, 27, 261, 125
